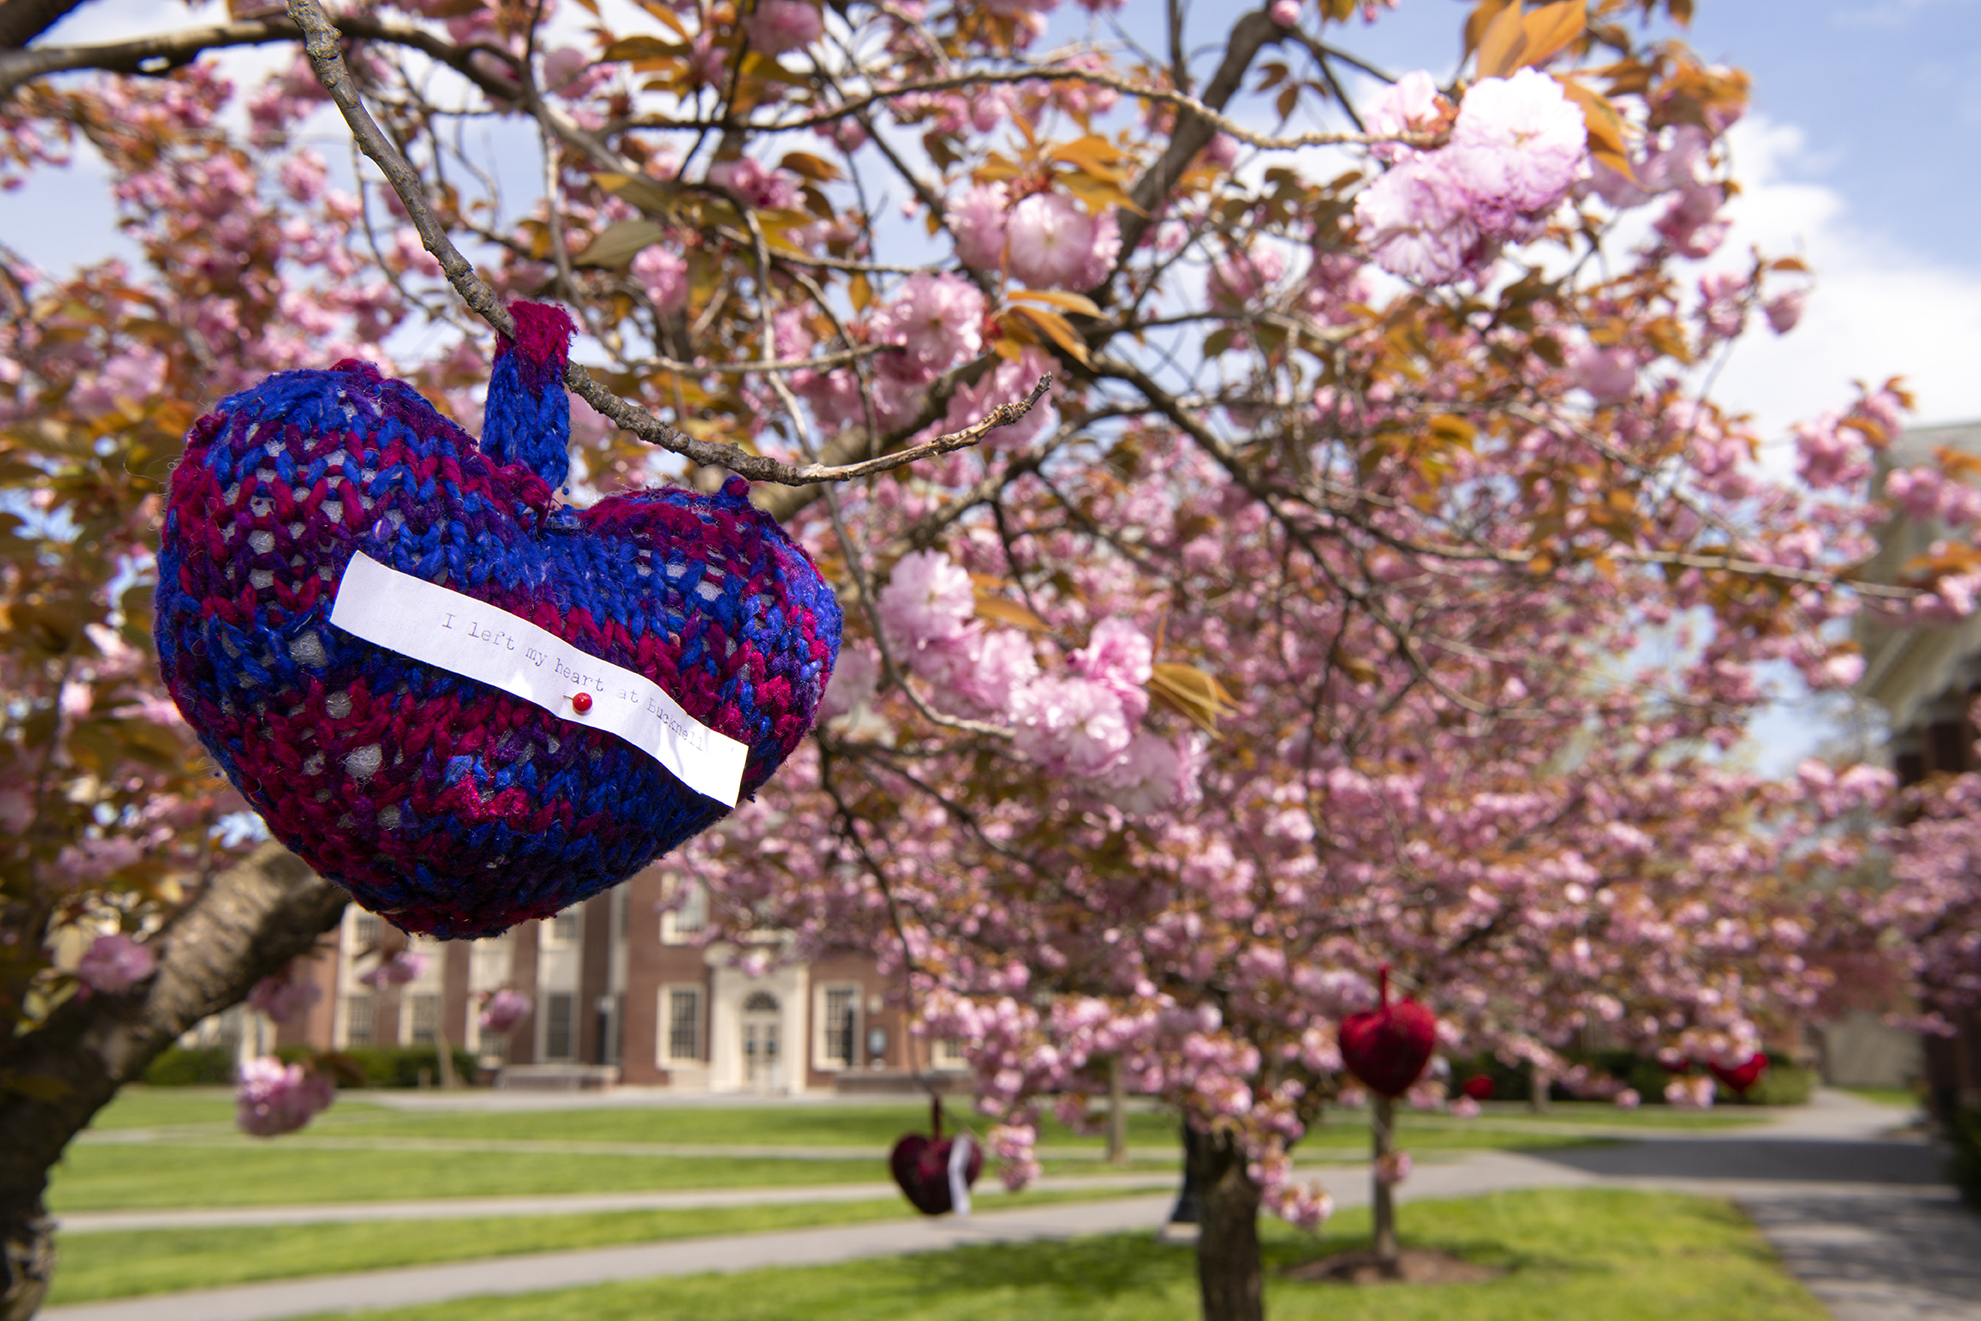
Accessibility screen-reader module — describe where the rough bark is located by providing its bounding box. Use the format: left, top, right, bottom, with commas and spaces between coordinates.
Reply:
0, 844, 346, 1321
1370, 1093, 1400, 1273
1190, 1125, 1264, 1321
0, 0, 90, 52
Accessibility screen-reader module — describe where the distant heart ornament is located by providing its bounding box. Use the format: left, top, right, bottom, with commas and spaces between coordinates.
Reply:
1705, 1053, 1768, 1096
155, 302, 841, 938
1337, 967, 1438, 1099
890, 1096, 983, 1216
1460, 1075, 1494, 1102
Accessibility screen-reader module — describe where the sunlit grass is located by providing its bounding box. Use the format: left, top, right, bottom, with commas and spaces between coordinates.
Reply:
46, 1191, 1155, 1305
269, 1189, 1826, 1321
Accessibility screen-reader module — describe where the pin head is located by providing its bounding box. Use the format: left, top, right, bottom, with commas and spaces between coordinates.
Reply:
571, 692, 593, 714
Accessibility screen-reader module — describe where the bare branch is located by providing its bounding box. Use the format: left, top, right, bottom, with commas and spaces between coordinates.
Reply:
281, 0, 1046, 488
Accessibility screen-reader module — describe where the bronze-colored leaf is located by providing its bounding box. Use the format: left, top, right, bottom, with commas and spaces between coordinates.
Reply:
1476, 0, 1529, 78
1148, 661, 1238, 736
1519, 0, 1586, 68
974, 591, 1052, 632
579, 219, 669, 270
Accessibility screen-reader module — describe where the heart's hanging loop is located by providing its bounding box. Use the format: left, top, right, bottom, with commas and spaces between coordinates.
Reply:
482, 301, 577, 490
931, 1094, 943, 1141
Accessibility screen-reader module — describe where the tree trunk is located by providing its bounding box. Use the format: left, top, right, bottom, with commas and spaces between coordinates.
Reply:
435, 1025, 459, 1090
0, 844, 345, 1321
1529, 1067, 1551, 1114
1107, 1055, 1129, 1165
1371, 1093, 1400, 1274
1189, 1124, 1264, 1321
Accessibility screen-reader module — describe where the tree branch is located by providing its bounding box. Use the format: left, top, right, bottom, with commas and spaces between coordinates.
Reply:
281, 0, 1043, 488
0, 0, 90, 53
0, 844, 345, 1321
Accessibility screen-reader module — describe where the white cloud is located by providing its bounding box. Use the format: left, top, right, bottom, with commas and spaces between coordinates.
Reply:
1707, 115, 1981, 440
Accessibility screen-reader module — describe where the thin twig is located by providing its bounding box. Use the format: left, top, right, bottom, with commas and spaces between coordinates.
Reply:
282, 0, 1047, 487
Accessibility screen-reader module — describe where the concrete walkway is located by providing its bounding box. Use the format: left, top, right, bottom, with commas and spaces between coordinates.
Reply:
39, 1090, 1981, 1321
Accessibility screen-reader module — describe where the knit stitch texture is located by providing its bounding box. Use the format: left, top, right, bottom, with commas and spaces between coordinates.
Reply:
155, 302, 841, 938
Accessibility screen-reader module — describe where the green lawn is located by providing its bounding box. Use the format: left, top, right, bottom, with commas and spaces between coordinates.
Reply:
46, 1191, 1154, 1305
269, 1189, 1825, 1321
1836, 1086, 1921, 1110
60, 1093, 1729, 1212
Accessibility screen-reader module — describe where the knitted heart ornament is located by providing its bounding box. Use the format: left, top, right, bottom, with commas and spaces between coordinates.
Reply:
1337, 967, 1438, 1098
890, 1098, 983, 1216
155, 303, 841, 939
1705, 1053, 1768, 1096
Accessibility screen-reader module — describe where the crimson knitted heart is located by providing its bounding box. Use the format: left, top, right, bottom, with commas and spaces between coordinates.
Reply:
1338, 967, 1438, 1098
155, 303, 841, 939
1460, 1074, 1494, 1102
1706, 1053, 1768, 1095
890, 1098, 983, 1216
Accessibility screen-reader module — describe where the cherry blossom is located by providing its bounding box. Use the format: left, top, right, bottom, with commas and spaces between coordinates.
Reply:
478, 988, 532, 1033
234, 1057, 335, 1137
74, 933, 155, 995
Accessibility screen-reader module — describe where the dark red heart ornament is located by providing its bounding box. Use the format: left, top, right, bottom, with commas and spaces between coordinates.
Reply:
1338, 967, 1438, 1098
890, 1097, 983, 1216
1460, 1075, 1494, 1102
155, 303, 841, 939
1705, 1053, 1768, 1095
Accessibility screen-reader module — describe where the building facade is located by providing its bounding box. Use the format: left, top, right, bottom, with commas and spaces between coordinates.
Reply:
275, 861, 959, 1093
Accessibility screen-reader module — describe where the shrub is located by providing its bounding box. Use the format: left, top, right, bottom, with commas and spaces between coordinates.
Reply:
276, 1044, 478, 1088
141, 1045, 236, 1085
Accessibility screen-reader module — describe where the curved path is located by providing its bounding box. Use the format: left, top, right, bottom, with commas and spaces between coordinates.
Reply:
39, 1090, 1981, 1321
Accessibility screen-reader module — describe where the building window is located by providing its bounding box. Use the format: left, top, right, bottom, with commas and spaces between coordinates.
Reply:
344, 995, 375, 1047
543, 992, 575, 1060
934, 1037, 967, 1070
816, 985, 858, 1069
352, 911, 380, 949
548, 910, 579, 945
661, 879, 708, 944
663, 987, 702, 1062
408, 994, 439, 1046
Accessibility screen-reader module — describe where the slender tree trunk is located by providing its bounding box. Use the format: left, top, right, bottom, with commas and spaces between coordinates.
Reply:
1189, 1125, 1264, 1321
435, 1024, 459, 1089
1529, 1067, 1551, 1114
1107, 1055, 1129, 1165
1371, 1093, 1400, 1274
0, 844, 345, 1321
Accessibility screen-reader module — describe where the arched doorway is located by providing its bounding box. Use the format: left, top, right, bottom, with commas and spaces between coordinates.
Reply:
741, 990, 781, 1089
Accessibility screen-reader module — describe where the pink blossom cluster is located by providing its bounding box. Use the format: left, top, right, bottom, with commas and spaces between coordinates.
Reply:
876, 552, 1203, 813
1663, 1073, 1716, 1109
743, 0, 824, 55
249, 964, 323, 1024
1354, 69, 1587, 283
358, 949, 428, 990
949, 186, 1120, 291
792, 274, 987, 433
74, 932, 156, 995
1584, 124, 1733, 258
479, 988, 532, 1032
234, 1057, 335, 1137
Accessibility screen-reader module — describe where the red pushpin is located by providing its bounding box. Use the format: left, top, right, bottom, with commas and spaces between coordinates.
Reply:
571, 693, 593, 714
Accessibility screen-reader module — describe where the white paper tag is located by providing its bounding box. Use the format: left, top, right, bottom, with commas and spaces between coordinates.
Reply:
328, 551, 749, 806
947, 1134, 974, 1218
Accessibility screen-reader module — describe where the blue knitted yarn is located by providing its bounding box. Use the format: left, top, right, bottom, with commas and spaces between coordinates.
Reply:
154, 302, 841, 938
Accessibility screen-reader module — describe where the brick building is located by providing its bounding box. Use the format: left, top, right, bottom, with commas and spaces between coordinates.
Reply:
274, 863, 958, 1093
